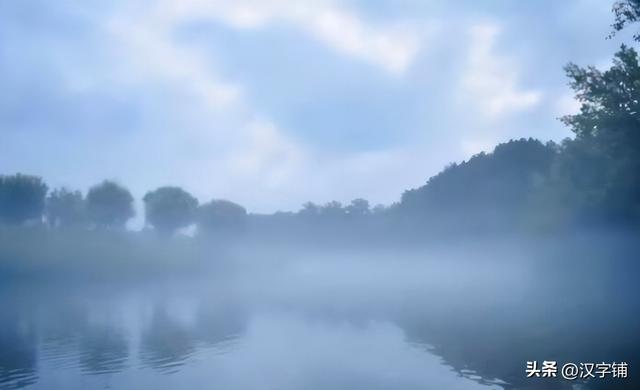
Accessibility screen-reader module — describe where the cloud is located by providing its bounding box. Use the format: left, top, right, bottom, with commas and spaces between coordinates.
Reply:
86, 0, 427, 213
149, 0, 421, 75
225, 120, 307, 191
106, 15, 241, 110
554, 92, 581, 117
3, 0, 608, 217
461, 23, 542, 118
460, 138, 496, 158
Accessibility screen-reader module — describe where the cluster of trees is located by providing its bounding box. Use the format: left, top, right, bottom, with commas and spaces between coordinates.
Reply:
396, 47, 640, 232
399, 138, 558, 231
0, 174, 47, 226
0, 177, 248, 237
394, 3, 640, 232
0, 173, 391, 239
0, 172, 392, 239
396, 43, 640, 232
297, 199, 387, 219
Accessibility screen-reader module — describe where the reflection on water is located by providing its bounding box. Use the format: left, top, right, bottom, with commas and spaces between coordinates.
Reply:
1, 247, 638, 390
0, 278, 502, 390
77, 325, 128, 375
140, 307, 196, 373
0, 311, 37, 390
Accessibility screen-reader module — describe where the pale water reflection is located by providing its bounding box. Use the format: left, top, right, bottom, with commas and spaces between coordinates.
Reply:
3, 248, 632, 390
0, 281, 504, 390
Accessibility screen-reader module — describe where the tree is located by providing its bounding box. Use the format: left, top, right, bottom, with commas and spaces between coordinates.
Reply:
86, 180, 134, 229
345, 198, 370, 217
46, 187, 85, 228
371, 204, 388, 215
398, 138, 558, 230
298, 202, 320, 217
611, 0, 640, 41
143, 186, 198, 235
0, 174, 48, 225
556, 45, 640, 223
197, 200, 247, 235
319, 201, 345, 218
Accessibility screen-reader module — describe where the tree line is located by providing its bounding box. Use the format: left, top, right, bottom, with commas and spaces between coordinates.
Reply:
397, 43, 640, 232
0, 177, 249, 237
0, 173, 392, 237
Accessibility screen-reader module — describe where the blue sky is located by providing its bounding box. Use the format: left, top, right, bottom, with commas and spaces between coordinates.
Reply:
0, 0, 633, 214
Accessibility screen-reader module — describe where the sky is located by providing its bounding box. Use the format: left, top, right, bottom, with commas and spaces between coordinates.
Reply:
0, 0, 634, 215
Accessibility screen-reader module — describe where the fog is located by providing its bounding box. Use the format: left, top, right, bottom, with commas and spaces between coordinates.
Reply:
2, 136, 639, 390
1, 229, 638, 390
2, 1, 640, 389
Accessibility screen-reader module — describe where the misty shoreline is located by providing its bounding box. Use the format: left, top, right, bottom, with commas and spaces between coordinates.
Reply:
0, 223, 637, 283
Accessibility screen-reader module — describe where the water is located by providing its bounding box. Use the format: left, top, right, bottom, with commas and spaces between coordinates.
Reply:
0, 245, 638, 390
0, 281, 505, 390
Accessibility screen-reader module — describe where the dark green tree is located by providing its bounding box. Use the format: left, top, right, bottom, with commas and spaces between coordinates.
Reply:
345, 198, 370, 217
556, 45, 640, 223
611, 0, 640, 40
197, 200, 247, 235
399, 138, 558, 230
319, 201, 345, 218
143, 186, 198, 235
46, 187, 85, 228
0, 174, 48, 225
298, 202, 320, 217
86, 180, 134, 229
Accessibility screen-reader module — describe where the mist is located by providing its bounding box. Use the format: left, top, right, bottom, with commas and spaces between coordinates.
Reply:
2, 1, 640, 390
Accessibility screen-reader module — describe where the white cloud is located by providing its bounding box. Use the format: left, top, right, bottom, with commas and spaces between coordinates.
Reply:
461, 23, 541, 118
2, 0, 613, 219
86, 0, 428, 214
554, 92, 581, 117
106, 16, 241, 110
460, 138, 495, 158
304, 7, 419, 74
225, 120, 307, 190
90, 2, 312, 212
150, 0, 421, 75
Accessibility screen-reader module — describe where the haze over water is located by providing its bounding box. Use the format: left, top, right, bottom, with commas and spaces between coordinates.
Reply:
2, 235, 639, 390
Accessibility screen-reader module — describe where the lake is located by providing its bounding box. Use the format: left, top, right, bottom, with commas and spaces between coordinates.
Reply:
0, 243, 638, 390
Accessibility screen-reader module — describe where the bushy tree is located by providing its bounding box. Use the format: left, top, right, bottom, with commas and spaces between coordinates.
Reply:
197, 200, 247, 235
46, 187, 85, 228
143, 186, 198, 235
0, 174, 48, 225
345, 198, 370, 217
611, 0, 640, 41
371, 204, 388, 215
555, 45, 640, 223
298, 202, 320, 217
399, 138, 558, 230
319, 201, 345, 218
86, 180, 134, 229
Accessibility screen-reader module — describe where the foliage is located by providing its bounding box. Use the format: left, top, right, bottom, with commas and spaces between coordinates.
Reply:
345, 198, 370, 217
399, 138, 558, 230
611, 0, 640, 41
558, 45, 640, 223
197, 200, 247, 235
46, 187, 85, 228
0, 174, 48, 225
143, 187, 198, 235
86, 181, 134, 229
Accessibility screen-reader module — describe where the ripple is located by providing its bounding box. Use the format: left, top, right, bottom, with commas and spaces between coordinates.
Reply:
0, 368, 38, 390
